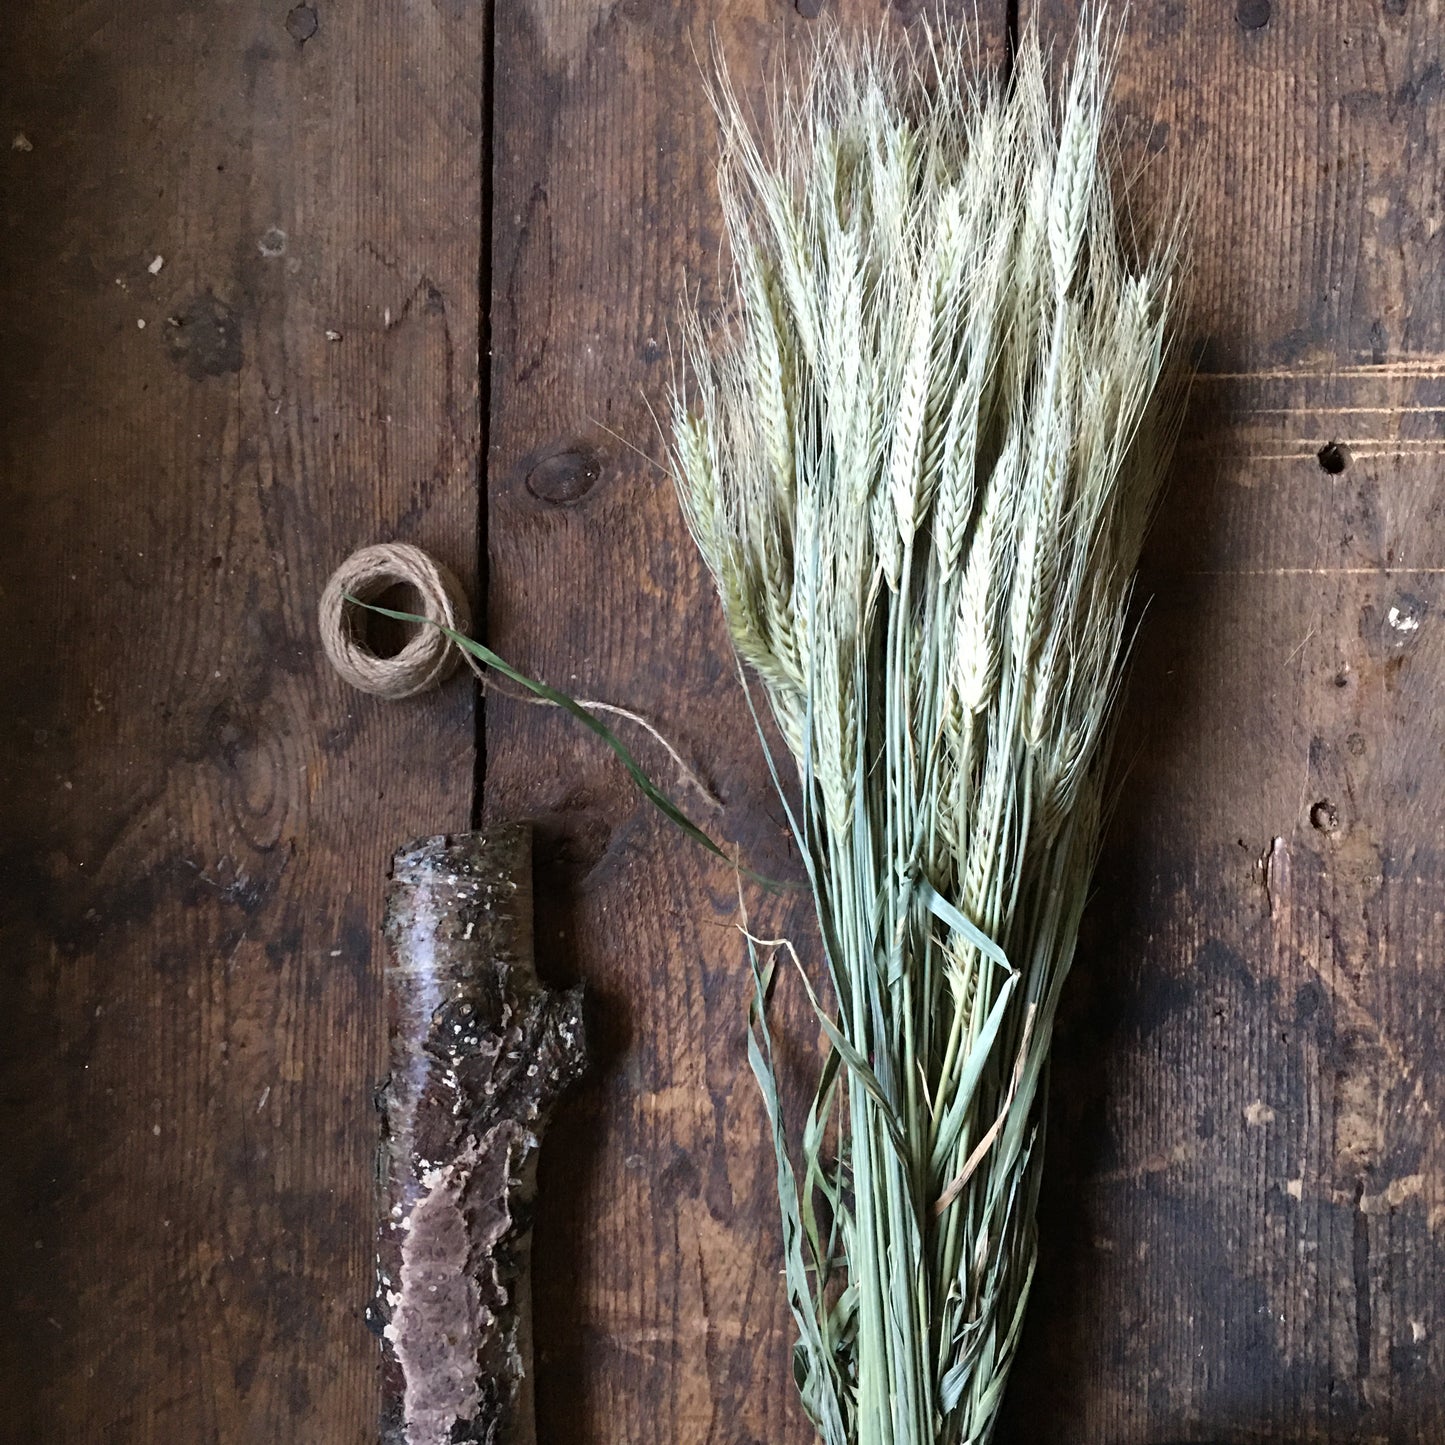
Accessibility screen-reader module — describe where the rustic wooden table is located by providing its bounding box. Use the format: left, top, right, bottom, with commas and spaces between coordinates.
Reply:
2, 2, 1441, 1441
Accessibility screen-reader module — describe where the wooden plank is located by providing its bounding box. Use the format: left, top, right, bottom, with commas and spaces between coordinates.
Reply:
483, 5, 1006, 1443
0, 4, 484, 1440
1001, 4, 1445, 1441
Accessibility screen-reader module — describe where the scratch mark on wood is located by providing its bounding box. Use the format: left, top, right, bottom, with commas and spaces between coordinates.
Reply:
1353, 1177, 1372, 1391
1262, 836, 1287, 921
1197, 357, 1445, 380
1185, 567, 1445, 577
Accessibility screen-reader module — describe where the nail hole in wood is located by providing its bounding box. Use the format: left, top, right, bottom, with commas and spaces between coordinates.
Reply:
1310, 799, 1339, 834
1317, 441, 1349, 474
1236, 0, 1271, 29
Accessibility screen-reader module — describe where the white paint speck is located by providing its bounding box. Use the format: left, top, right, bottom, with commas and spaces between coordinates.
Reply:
148, 254, 164, 275
1388, 605, 1421, 633
1411, 1319, 1427, 1343
1286, 1178, 1303, 1200
152, 1123, 162, 1136
257, 1085, 271, 1112
1244, 1100, 1276, 1127
136, 318, 146, 329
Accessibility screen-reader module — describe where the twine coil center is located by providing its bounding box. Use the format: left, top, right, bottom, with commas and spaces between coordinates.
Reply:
319, 543, 471, 699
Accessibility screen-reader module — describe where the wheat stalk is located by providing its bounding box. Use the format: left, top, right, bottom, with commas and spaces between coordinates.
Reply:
671, 11, 1182, 1444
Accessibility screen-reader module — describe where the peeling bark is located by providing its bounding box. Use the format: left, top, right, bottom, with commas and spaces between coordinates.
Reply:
369, 827, 587, 1445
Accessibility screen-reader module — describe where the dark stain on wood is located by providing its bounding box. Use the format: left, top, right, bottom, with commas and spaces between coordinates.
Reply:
164, 291, 245, 379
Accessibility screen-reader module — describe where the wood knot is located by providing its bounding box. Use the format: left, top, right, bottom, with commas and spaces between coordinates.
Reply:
285, 4, 318, 42
526, 447, 601, 506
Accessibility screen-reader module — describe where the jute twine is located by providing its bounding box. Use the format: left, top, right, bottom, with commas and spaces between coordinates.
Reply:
319, 543, 471, 699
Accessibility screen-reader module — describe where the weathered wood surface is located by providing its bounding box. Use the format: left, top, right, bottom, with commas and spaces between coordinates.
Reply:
998, 3, 1445, 1442
0, 3, 484, 1441
5, 0, 1445, 1441
491, 2, 1445, 1443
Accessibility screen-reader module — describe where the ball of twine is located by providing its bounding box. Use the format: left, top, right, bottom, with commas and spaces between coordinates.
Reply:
319, 543, 472, 699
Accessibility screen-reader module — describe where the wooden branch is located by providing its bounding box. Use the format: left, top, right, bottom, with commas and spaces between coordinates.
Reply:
369, 826, 587, 1445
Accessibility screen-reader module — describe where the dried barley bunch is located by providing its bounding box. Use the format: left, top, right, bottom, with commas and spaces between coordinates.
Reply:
671, 12, 1182, 1445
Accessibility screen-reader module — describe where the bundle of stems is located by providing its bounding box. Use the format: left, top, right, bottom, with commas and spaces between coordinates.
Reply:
671, 14, 1181, 1445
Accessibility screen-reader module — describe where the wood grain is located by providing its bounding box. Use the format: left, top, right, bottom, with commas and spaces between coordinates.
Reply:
0, 3, 484, 1440
7, 0, 1444, 1439
999, 3, 1445, 1441
483, 5, 1004, 1444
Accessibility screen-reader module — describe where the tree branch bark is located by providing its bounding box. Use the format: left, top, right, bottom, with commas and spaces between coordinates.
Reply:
369, 826, 587, 1445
